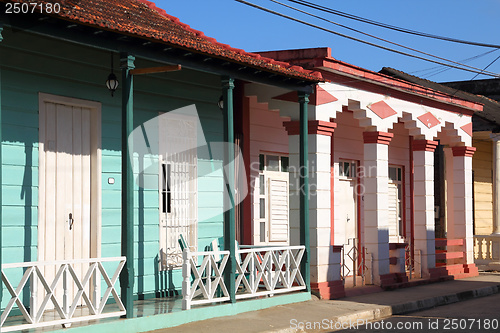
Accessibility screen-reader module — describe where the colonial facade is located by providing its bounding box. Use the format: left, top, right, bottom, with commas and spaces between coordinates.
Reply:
0, 1, 486, 331
0, 0, 320, 331
252, 48, 482, 298
380, 69, 500, 271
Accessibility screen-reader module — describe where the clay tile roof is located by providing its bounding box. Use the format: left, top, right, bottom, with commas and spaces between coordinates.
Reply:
3, 0, 322, 82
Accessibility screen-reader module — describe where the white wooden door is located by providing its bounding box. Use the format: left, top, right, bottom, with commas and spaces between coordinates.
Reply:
266, 171, 289, 242
338, 179, 357, 276
39, 97, 95, 306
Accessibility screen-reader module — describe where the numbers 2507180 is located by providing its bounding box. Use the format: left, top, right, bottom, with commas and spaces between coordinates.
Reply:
5, 2, 61, 14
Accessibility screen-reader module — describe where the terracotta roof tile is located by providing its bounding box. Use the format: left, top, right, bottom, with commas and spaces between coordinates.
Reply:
3, 0, 322, 82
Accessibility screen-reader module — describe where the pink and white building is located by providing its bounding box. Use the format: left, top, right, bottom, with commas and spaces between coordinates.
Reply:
242, 48, 482, 299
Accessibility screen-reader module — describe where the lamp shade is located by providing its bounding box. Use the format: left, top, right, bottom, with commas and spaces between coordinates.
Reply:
218, 95, 224, 110
106, 73, 119, 96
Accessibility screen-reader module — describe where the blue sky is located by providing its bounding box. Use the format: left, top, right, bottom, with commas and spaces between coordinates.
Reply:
155, 0, 500, 83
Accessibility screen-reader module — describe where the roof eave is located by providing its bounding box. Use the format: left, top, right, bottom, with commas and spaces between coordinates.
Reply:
0, 12, 318, 92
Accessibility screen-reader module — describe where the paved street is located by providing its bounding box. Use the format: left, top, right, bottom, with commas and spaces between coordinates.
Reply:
338, 292, 500, 333
148, 274, 500, 333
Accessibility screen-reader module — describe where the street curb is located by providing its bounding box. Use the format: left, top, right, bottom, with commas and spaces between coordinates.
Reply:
391, 284, 500, 315
266, 284, 500, 332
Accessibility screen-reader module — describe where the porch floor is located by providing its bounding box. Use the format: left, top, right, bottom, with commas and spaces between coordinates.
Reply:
4, 292, 308, 333
3, 295, 187, 333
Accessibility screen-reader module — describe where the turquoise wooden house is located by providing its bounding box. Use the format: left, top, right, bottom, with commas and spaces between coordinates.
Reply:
0, 0, 321, 331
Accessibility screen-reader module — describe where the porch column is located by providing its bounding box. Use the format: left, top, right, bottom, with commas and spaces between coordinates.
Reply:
298, 92, 310, 291
0, 24, 3, 304
283, 120, 337, 298
222, 76, 236, 303
450, 146, 477, 271
490, 134, 500, 235
120, 52, 135, 318
363, 131, 393, 285
412, 140, 438, 277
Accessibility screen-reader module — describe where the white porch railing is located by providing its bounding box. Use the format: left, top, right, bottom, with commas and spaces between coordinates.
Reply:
474, 235, 500, 267
1, 257, 126, 332
182, 249, 230, 310
235, 246, 306, 299
182, 245, 306, 310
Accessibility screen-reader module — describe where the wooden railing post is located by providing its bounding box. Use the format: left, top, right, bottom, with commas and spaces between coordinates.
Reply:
182, 249, 191, 310
30, 267, 37, 321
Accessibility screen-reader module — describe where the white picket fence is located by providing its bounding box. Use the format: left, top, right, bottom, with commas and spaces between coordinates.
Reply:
182, 245, 306, 310
1, 257, 126, 332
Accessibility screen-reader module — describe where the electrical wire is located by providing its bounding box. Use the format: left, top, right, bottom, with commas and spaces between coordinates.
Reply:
284, 0, 500, 49
268, 0, 495, 75
412, 49, 499, 76
470, 54, 500, 80
418, 50, 500, 79
235, 0, 500, 78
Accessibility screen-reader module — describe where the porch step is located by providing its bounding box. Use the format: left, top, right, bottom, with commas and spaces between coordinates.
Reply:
435, 250, 464, 260
435, 238, 464, 247
430, 264, 466, 278
380, 272, 409, 288
344, 285, 383, 297
382, 275, 454, 291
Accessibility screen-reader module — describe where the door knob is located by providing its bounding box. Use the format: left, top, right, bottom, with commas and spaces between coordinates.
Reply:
68, 213, 74, 230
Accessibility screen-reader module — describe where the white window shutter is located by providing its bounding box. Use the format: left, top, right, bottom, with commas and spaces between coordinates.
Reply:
387, 182, 399, 242
269, 178, 289, 242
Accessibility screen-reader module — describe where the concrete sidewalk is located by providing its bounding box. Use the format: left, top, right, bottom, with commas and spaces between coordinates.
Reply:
151, 273, 500, 333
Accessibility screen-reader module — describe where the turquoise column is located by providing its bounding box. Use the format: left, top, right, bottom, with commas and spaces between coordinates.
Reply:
222, 76, 236, 303
298, 92, 310, 292
0, 24, 3, 304
119, 52, 135, 318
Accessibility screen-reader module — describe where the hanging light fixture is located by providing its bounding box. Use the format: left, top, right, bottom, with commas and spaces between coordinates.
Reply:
105, 52, 119, 96
217, 95, 224, 110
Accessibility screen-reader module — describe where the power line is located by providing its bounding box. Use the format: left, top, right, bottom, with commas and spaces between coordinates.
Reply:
284, 0, 500, 49
413, 49, 499, 75
470, 54, 500, 80
268, 0, 495, 75
416, 49, 500, 79
235, 0, 500, 78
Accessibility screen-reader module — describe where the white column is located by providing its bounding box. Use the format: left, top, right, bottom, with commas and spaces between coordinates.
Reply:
284, 121, 337, 285
308, 124, 336, 285
412, 140, 438, 277
363, 131, 393, 285
451, 146, 475, 265
490, 134, 500, 235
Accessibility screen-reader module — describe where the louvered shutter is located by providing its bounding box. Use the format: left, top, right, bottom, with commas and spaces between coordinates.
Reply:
269, 178, 289, 242
387, 183, 399, 242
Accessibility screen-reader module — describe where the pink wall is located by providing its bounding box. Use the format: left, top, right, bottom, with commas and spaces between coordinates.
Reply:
248, 96, 290, 244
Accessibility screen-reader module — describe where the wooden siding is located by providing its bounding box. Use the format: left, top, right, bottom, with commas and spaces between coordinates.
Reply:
0, 27, 224, 304
472, 138, 493, 235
